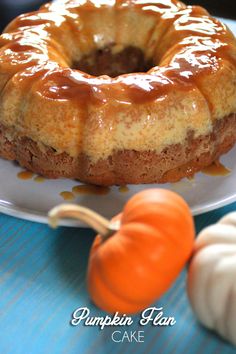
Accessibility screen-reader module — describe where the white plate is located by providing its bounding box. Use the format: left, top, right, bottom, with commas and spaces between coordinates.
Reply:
0, 17, 235, 226
0, 143, 236, 226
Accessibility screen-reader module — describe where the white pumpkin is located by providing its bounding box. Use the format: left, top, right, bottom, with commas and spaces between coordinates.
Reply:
187, 212, 236, 346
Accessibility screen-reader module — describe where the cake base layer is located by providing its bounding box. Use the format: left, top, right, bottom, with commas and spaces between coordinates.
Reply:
0, 113, 236, 186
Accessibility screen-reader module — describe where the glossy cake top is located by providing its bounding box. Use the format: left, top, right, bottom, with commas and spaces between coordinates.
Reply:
0, 0, 235, 105
0, 0, 235, 163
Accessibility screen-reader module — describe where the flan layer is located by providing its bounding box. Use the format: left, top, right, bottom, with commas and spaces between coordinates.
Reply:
0, 113, 235, 185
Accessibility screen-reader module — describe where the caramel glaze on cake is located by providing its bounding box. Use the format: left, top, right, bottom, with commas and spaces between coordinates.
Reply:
0, 0, 236, 185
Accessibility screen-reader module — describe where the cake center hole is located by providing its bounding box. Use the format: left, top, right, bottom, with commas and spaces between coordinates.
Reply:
72, 46, 154, 77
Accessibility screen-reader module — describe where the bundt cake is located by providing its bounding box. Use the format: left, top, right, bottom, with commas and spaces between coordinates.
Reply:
0, 0, 235, 185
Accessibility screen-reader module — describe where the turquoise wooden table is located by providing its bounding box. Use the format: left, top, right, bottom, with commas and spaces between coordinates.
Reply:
0, 203, 236, 354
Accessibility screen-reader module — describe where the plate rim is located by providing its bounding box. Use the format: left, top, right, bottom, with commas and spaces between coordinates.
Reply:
1, 189, 236, 227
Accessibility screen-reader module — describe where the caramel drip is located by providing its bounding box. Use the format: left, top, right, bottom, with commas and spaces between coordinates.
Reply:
17, 171, 34, 180
201, 161, 231, 176
34, 176, 45, 183
72, 184, 110, 195
60, 191, 75, 201
118, 185, 129, 193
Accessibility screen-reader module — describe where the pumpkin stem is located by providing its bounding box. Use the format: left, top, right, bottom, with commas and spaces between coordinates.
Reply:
48, 204, 120, 240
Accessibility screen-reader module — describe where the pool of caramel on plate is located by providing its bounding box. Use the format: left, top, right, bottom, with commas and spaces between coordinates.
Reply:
17, 171, 34, 180
60, 184, 131, 200
201, 161, 231, 176
118, 185, 129, 193
60, 191, 75, 201
17, 171, 46, 182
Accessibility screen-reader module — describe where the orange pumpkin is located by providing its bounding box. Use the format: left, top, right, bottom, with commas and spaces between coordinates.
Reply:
49, 189, 194, 314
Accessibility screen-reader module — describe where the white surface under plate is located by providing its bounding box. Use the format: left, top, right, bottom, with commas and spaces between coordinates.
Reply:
0, 17, 235, 226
